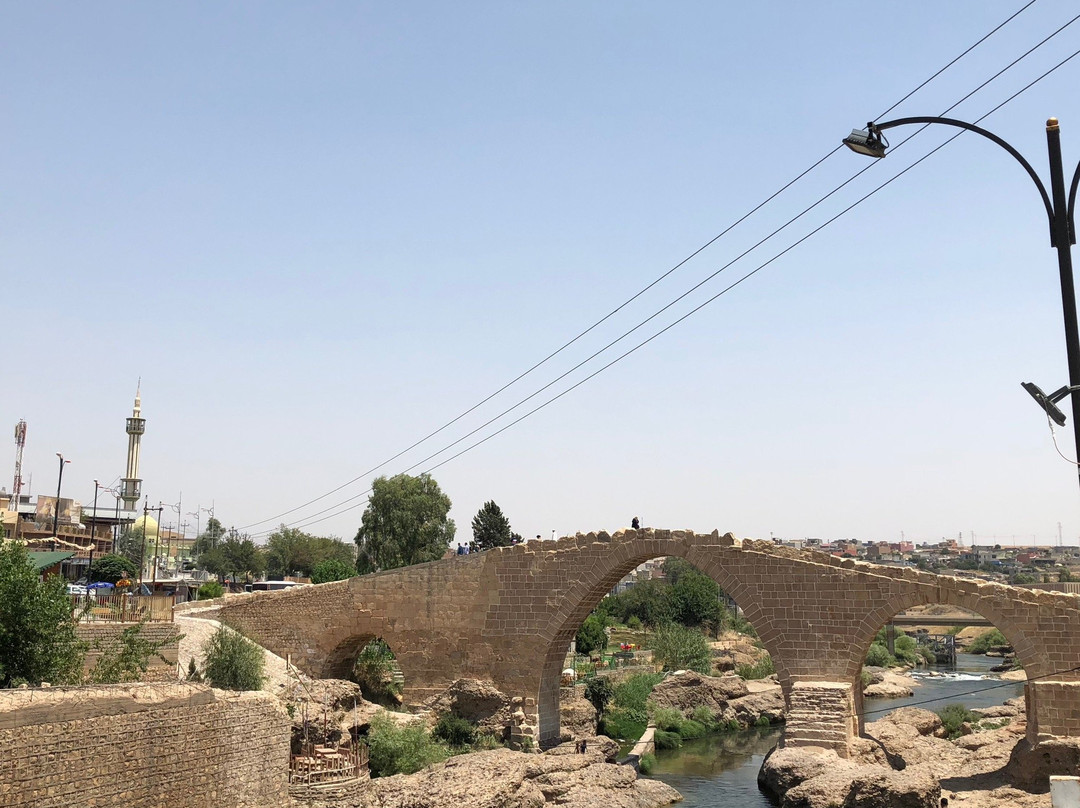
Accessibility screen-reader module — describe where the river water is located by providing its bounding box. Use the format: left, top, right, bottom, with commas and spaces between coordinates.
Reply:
643, 654, 1024, 807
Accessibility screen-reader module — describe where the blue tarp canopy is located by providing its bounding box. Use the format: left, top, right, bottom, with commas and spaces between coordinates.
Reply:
87, 581, 115, 589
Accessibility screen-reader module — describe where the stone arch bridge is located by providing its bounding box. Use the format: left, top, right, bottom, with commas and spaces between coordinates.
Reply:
182, 529, 1080, 754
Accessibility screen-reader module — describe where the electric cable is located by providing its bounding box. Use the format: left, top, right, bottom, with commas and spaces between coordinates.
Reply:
860, 662, 1080, 718
232, 1, 1041, 534
261, 44, 1080, 537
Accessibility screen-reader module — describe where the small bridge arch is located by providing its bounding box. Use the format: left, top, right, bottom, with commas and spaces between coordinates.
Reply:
183, 528, 1080, 753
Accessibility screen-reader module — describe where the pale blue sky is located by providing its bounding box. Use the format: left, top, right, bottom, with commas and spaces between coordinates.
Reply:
3, 2, 1080, 546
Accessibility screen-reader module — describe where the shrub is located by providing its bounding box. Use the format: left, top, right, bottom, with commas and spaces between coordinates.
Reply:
638, 752, 656, 774
201, 625, 265, 690
653, 729, 682, 749
691, 705, 716, 728
755, 715, 772, 728
679, 718, 707, 739
432, 713, 477, 748
652, 706, 685, 733
87, 554, 138, 584
938, 704, 977, 740
969, 629, 1009, 655
366, 713, 449, 777
310, 558, 354, 584
353, 639, 403, 705
600, 708, 647, 741
89, 622, 182, 684
197, 581, 225, 600
860, 669, 873, 688
613, 672, 664, 711
865, 643, 896, 668
736, 654, 775, 680
626, 616, 642, 631
650, 623, 711, 673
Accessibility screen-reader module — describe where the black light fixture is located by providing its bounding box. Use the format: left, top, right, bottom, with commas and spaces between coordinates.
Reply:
1021, 381, 1080, 427
842, 124, 887, 158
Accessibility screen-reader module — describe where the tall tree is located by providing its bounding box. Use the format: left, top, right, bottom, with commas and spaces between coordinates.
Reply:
114, 526, 145, 566
193, 517, 226, 556
0, 538, 85, 687
264, 526, 354, 579
354, 473, 455, 573
471, 500, 512, 551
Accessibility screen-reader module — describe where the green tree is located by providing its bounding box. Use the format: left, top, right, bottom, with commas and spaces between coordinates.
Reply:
87, 553, 137, 584
0, 538, 85, 687
354, 473, 455, 573
668, 568, 722, 628
584, 676, 615, 720
264, 526, 353, 579
471, 500, 512, 551
192, 517, 226, 556
114, 526, 146, 566
311, 558, 354, 584
221, 535, 265, 582
201, 625, 265, 690
649, 623, 712, 673
575, 614, 607, 657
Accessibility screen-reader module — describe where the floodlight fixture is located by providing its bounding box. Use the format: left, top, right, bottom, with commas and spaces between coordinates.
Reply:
1021, 381, 1080, 427
842, 124, 887, 158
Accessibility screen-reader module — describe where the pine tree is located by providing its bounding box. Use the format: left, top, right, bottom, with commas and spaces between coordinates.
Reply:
471, 500, 512, 551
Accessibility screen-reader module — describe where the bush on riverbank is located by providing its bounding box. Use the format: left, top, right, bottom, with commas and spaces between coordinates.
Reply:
969, 629, 1009, 654
597, 672, 664, 741
366, 713, 450, 777
735, 654, 775, 680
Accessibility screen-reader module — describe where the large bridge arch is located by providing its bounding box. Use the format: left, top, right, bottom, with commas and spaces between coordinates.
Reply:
533, 537, 786, 744
180, 528, 1080, 753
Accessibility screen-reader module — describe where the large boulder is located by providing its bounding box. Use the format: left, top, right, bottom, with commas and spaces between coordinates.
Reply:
862, 671, 915, 699
426, 679, 514, 737
1006, 738, 1080, 790
648, 671, 749, 715
784, 765, 940, 808
342, 746, 681, 808
719, 687, 785, 726
560, 694, 599, 741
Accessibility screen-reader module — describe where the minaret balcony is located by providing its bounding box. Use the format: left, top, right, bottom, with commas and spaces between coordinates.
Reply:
126, 417, 145, 435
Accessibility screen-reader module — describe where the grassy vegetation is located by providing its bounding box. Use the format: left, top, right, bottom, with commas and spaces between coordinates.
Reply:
938, 704, 978, 740
968, 629, 1009, 655
638, 752, 656, 774
597, 672, 664, 741
736, 654, 775, 680
366, 713, 450, 777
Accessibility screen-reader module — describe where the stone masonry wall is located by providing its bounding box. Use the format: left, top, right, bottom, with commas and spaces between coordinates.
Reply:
76, 623, 182, 681
0, 683, 290, 808
198, 528, 1080, 749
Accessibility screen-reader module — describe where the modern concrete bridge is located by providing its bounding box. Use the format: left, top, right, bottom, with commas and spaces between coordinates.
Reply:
181, 529, 1080, 753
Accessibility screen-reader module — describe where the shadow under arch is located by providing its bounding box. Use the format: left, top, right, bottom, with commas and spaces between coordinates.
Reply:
848, 596, 1044, 736
536, 542, 786, 746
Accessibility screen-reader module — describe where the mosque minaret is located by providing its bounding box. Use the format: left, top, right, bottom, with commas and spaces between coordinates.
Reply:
120, 384, 145, 512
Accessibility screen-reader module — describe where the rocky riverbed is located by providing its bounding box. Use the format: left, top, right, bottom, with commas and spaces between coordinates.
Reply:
759, 701, 1076, 808
303, 735, 681, 808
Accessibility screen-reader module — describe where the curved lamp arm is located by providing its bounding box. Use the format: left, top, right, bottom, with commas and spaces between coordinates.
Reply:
1069, 158, 1079, 244
871, 116, 1056, 241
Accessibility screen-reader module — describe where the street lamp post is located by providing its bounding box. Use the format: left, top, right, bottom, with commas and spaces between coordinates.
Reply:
88, 479, 100, 580
844, 116, 1080, 489
52, 453, 71, 540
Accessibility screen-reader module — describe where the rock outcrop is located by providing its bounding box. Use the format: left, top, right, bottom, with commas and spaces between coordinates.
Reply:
862, 668, 917, 699
648, 671, 783, 727
308, 738, 681, 808
560, 693, 599, 740
425, 678, 514, 738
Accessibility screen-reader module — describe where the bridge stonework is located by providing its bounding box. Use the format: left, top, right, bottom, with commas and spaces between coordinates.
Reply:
186, 529, 1080, 753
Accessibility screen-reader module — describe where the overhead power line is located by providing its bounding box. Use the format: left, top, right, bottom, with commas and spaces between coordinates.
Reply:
251, 42, 1080, 539
240, 1, 1057, 537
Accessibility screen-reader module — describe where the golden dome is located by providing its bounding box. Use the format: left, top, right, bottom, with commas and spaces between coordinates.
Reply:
131, 514, 159, 537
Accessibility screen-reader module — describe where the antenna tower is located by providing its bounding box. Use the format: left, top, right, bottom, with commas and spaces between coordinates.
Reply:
8, 421, 26, 512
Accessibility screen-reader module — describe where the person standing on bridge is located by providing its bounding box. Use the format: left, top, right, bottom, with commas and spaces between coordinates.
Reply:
631, 517, 640, 530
